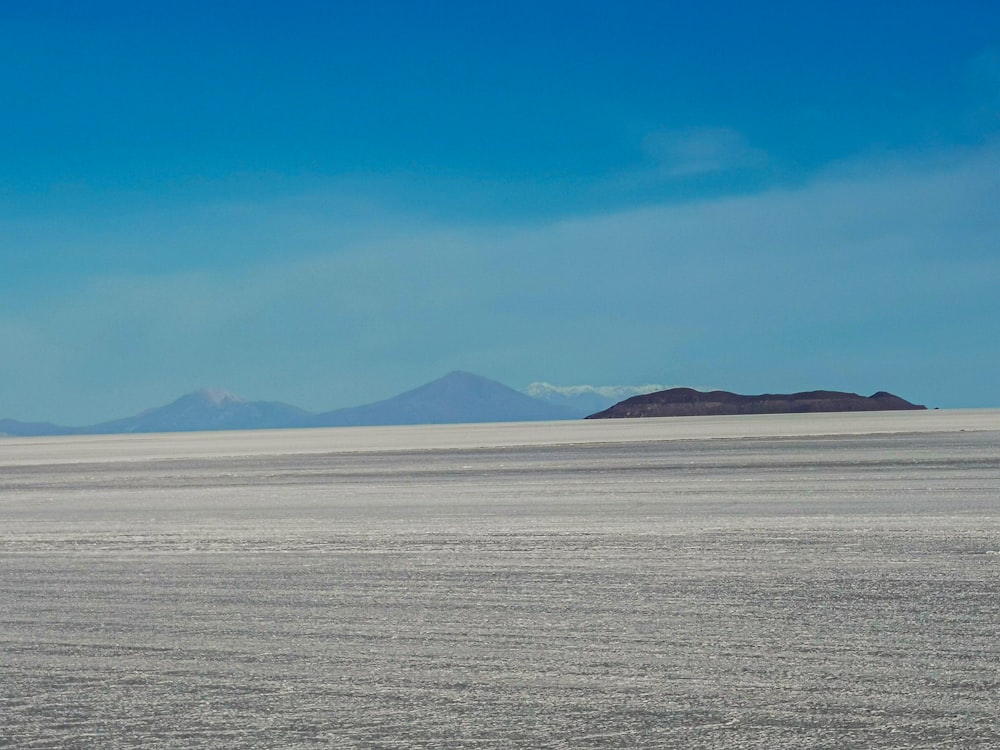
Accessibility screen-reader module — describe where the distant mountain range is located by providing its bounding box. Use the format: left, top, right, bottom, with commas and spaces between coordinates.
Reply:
312, 371, 577, 427
86, 388, 314, 434
586, 388, 926, 419
0, 372, 577, 437
0, 375, 928, 437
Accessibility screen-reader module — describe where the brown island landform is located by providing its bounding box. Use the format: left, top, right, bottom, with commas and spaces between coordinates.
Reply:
586, 388, 926, 419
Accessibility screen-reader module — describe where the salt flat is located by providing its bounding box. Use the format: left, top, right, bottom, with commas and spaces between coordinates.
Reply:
1, 411, 998, 748
2, 408, 997, 466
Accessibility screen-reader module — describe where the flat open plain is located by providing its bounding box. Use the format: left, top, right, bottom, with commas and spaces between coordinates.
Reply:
1, 410, 998, 748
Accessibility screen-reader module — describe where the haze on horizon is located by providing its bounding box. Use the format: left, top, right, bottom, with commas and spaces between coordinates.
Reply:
2, 1, 999, 425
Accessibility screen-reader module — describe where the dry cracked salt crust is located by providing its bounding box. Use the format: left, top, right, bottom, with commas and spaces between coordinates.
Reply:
1, 420, 998, 748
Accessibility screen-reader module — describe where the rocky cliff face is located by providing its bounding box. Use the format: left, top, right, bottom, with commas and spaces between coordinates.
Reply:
586, 388, 926, 419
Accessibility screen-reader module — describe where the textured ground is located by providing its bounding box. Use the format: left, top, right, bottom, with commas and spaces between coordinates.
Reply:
1, 415, 998, 748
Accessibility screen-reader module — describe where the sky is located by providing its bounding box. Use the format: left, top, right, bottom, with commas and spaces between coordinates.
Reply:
2, 0, 999, 424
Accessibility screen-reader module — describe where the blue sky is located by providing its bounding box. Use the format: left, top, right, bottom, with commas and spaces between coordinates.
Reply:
2, 1, 999, 423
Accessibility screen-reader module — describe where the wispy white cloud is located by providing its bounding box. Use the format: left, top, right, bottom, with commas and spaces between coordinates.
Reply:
524, 382, 673, 400
640, 127, 768, 177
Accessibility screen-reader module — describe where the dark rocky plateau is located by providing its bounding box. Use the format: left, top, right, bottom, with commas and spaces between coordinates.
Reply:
586, 388, 926, 419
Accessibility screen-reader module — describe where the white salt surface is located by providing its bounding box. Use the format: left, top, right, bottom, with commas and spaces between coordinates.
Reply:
1, 411, 998, 748
2, 408, 996, 466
